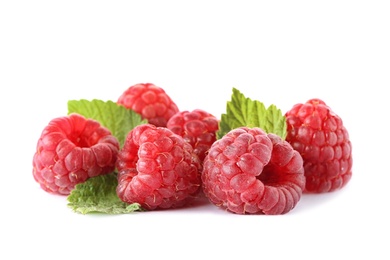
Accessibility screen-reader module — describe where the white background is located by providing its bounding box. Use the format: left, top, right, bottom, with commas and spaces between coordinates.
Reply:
1, 1, 389, 259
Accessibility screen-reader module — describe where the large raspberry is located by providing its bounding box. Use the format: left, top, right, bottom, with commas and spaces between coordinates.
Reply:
32, 113, 120, 195
117, 83, 179, 127
285, 98, 352, 193
116, 124, 202, 210
202, 127, 305, 215
167, 109, 219, 163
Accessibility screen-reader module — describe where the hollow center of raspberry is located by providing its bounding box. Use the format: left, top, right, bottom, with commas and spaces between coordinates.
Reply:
68, 134, 92, 148
257, 165, 282, 186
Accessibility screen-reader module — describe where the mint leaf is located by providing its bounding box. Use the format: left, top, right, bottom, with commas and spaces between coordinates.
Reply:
217, 88, 287, 139
67, 173, 143, 214
67, 99, 147, 147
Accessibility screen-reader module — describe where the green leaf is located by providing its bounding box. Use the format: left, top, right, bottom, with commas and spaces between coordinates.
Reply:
67, 99, 147, 147
217, 88, 287, 139
67, 173, 143, 214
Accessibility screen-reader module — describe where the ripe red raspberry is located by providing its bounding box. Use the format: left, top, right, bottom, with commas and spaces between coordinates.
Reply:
32, 113, 120, 195
202, 127, 305, 215
117, 83, 179, 127
167, 109, 219, 163
285, 98, 352, 193
116, 124, 202, 210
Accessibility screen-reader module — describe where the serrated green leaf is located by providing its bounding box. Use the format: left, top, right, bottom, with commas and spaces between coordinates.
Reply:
217, 88, 287, 139
67, 99, 147, 147
67, 173, 143, 214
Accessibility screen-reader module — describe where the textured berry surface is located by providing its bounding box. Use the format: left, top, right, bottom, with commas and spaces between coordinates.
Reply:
285, 98, 352, 193
116, 124, 201, 210
201, 127, 305, 215
117, 83, 179, 127
32, 113, 120, 195
167, 109, 219, 163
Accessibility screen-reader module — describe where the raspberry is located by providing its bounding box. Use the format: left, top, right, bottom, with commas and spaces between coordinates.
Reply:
116, 124, 202, 210
32, 113, 120, 195
167, 109, 219, 163
285, 98, 352, 193
201, 127, 305, 215
117, 83, 179, 127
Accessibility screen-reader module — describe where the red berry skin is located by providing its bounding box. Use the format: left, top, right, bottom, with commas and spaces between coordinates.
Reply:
32, 113, 120, 195
201, 127, 305, 215
117, 83, 179, 127
167, 109, 219, 163
285, 98, 352, 193
116, 124, 202, 210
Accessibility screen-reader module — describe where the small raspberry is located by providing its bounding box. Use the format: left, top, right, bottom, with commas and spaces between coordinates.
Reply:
202, 127, 305, 215
167, 109, 219, 163
32, 113, 120, 195
285, 98, 352, 193
117, 83, 179, 127
116, 124, 201, 210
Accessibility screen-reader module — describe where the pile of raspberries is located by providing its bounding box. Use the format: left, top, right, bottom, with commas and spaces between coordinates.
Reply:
32, 83, 352, 215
